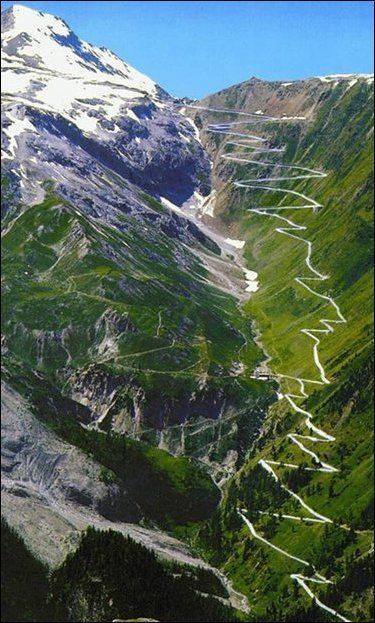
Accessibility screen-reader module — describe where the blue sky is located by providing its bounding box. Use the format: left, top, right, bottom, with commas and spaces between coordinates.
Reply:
2, 1, 374, 98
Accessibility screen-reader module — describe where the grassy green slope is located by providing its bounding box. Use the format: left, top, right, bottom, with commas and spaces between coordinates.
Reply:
1, 188, 273, 463
242, 82, 373, 385
189, 79, 374, 621
1, 185, 275, 531
1, 191, 265, 409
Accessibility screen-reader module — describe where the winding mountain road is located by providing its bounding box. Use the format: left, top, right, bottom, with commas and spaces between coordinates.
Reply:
184, 103, 350, 621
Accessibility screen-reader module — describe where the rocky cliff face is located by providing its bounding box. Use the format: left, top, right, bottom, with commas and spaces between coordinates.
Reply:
1, 380, 223, 568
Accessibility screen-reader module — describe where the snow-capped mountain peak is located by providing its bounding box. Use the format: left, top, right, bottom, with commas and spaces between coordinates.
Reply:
1, 3, 210, 217
2, 3, 159, 89
2, 3, 71, 38
2, 3, 168, 137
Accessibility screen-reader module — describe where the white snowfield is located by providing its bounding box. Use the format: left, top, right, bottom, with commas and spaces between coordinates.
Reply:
2, 109, 36, 157
183, 103, 352, 622
1, 4, 164, 137
242, 268, 259, 292
317, 73, 374, 84
225, 238, 246, 249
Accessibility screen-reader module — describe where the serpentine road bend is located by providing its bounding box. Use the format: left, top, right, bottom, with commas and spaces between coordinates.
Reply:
183, 103, 350, 622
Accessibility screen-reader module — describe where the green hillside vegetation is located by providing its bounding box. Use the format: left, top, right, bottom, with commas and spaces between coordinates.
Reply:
1, 187, 272, 466
2, 75, 373, 622
188, 79, 374, 621
2, 192, 261, 381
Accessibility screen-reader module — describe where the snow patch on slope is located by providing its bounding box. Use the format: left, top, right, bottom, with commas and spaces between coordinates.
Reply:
2, 109, 36, 157
242, 268, 259, 292
225, 238, 245, 249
